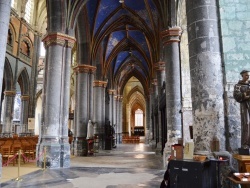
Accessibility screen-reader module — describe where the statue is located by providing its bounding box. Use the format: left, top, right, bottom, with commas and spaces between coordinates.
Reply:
233, 70, 250, 148
86, 120, 94, 139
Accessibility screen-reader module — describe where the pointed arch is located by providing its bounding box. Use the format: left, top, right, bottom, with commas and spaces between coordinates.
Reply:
17, 68, 30, 95
3, 58, 14, 91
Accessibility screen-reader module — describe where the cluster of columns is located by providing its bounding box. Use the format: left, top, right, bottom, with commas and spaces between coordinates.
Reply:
153, 0, 225, 153
2, 91, 16, 133
20, 95, 29, 132
36, 32, 76, 168
73, 64, 96, 156
93, 80, 107, 149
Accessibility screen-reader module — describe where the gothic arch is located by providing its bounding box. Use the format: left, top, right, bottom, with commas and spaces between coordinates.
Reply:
17, 68, 30, 95
7, 23, 16, 47
127, 85, 145, 100
36, 89, 42, 101
3, 58, 14, 91
20, 37, 33, 57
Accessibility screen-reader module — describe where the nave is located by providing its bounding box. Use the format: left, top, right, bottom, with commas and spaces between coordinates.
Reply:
1, 143, 164, 188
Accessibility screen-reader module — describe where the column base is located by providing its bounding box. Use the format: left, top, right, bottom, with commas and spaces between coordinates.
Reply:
155, 142, 163, 155
72, 137, 88, 156
36, 141, 70, 169
150, 140, 157, 149
117, 133, 122, 144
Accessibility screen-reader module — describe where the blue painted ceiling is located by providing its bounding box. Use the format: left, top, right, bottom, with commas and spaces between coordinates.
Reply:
85, 0, 160, 88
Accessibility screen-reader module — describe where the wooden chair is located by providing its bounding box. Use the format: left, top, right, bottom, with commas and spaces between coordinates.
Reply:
23, 144, 35, 160
12, 144, 23, 165
1, 145, 15, 166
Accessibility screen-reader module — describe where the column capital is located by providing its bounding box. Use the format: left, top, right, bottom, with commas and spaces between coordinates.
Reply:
118, 96, 123, 102
108, 89, 116, 95
154, 61, 165, 71
73, 64, 97, 74
42, 32, 76, 49
115, 95, 123, 101
4, 90, 16, 96
21, 95, 30, 101
93, 80, 107, 87
161, 27, 182, 46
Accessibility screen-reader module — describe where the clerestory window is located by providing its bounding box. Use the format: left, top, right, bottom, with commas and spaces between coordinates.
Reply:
24, 0, 34, 24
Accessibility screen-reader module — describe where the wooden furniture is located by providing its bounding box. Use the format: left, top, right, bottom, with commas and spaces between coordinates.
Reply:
1, 145, 15, 166
234, 154, 250, 172
233, 154, 250, 188
228, 177, 250, 188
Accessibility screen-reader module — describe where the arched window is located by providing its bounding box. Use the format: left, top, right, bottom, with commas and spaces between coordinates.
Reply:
21, 40, 31, 57
135, 109, 143, 127
13, 91, 21, 122
7, 29, 13, 46
24, 0, 34, 24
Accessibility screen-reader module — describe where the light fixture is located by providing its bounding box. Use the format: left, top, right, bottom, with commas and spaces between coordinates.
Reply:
119, 0, 124, 3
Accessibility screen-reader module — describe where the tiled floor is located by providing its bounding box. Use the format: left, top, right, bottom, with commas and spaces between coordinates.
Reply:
1, 143, 165, 188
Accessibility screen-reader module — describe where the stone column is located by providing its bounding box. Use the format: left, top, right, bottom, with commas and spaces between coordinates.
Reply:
29, 34, 41, 118
155, 62, 166, 152
108, 89, 116, 126
93, 80, 107, 150
2, 91, 15, 134
114, 95, 120, 143
149, 87, 156, 146
37, 32, 75, 168
73, 64, 96, 156
59, 43, 77, 160
155, 62, 166, 94
117, 96, 123, 144
186, 0, 225, 151
152, 79, 158, 145
20, 95, 29, 133
0, 1, 11, 100
162, 27, 182, 149
112, 93, 117, 128
145, 97, 150, 144
89, 71, 95, 120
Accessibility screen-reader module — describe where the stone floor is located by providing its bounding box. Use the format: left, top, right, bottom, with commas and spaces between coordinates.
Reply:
1, 143, 165, 188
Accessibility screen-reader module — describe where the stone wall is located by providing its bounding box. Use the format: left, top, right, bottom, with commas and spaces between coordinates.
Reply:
219, 0, 250, 150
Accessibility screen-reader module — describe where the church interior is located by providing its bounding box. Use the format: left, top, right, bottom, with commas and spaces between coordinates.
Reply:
0, 0, 250, 187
